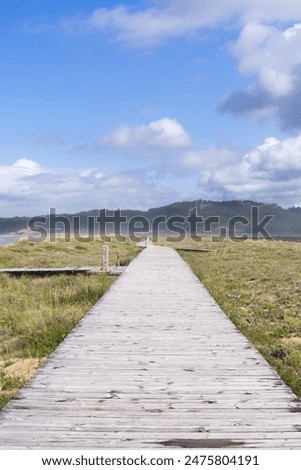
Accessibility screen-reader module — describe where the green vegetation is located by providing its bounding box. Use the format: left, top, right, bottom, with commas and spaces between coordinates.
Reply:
0, 236, 141, 268
1, 199, 301, 237
168, 238, 301, 397
0, 237, 141, 408
2, 234, 301, 408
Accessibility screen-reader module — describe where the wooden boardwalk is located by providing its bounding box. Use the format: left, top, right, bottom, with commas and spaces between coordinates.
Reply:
0, 246, 300, 449
0, 266, 125, 276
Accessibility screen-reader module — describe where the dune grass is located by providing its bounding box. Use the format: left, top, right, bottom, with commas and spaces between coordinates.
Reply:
162, 237, 301, 397
0, 237, 141, 408
0, 236, 140, 268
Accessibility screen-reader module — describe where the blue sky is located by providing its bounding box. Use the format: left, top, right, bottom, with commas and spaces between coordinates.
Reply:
1, 0, 301, 216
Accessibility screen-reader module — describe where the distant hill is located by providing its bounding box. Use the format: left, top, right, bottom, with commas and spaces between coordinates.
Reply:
1, 200, 301, 239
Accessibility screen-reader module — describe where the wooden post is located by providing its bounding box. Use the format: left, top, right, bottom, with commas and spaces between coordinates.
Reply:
102, 245, 109, 271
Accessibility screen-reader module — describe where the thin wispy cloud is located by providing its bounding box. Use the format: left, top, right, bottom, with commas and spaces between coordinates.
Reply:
58, 1, 301, 47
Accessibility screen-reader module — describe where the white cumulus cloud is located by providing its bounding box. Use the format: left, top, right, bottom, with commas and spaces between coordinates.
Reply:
244, 135, 301, 174
179, 134, 301, 206
0, 159, 43, 196
48, 1, 301, 132
230, 22, 301, 97
12, 158, 42, 173
0, 159, 179, 216
101, 118, 192, 149
57, 1, 301, 132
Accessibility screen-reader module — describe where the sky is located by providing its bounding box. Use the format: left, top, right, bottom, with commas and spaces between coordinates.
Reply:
1, 0, 301, 216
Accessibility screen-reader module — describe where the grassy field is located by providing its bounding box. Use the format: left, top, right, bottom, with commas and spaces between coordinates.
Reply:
0, 237, 141, 408
2, 236, 301, 408
160, 237, 301, 397
0, 236, 139, 268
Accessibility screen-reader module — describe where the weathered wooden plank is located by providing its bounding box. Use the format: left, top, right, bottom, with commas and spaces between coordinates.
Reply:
0, 266, 125, 276
0, 245, 300, 449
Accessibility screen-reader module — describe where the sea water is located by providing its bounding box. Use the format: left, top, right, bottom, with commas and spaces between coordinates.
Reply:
0, 235, 21, 246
